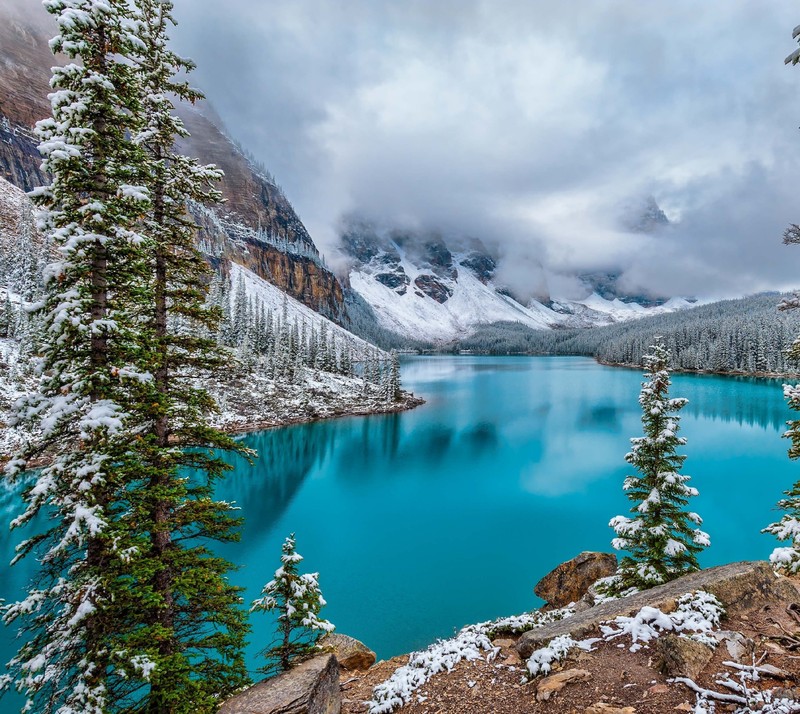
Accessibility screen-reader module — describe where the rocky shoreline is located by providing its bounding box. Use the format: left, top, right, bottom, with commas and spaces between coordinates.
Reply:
232, 556, 800, 714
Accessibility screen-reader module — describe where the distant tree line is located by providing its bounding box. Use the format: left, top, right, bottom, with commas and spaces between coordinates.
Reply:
457, 293, 800, 375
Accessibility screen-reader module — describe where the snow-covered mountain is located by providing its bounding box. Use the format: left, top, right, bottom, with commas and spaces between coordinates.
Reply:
339, 217, 697, 343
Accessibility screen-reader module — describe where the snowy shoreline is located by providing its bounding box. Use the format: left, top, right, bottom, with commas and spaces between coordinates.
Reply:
595, 358, 796, 380
218, 392, 425, 436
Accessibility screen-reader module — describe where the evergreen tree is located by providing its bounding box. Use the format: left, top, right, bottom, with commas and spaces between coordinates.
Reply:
251, 534, 335, 675
122, 0, 251, 709
763, 168, 800, 571
2, 1, 155, 711
386, 350, 402, 403
608, 340, 709, 591
2, 2, 251, 711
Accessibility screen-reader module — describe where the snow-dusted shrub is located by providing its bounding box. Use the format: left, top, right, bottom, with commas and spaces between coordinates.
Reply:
609, 339, 709, 592
368, 606, 575, 714
524, 590, 723, 678
599, 590, 723, 652
251, 534, 334, 674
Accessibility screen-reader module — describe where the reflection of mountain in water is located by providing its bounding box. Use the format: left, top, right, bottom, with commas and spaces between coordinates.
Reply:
679, 376, 791, 431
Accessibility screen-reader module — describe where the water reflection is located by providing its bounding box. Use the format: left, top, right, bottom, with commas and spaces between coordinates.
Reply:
222, 423, 336, 535
1, 355, 796, 674
578, 403, 624, 432
676, 374, 791, 431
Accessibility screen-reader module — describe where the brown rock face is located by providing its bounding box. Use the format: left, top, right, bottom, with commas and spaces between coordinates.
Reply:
0, 3, 346, 321
535, 551, 618, 608
319, 633, 376, 671
413, 274, 453, 304
219, 654, 341, 714
655, 634, 714, 679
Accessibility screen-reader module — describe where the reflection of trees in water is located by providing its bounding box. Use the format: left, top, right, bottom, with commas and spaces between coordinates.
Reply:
221, 423, 338, 536
577, 403, 623, 432
460, 422, 498, 456
679, 377, 791, 431
335, 414, 405, 482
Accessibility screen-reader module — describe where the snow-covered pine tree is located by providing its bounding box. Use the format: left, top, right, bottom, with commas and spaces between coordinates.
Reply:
119, 0, 251, 709
2, 1, 155, 711
608, 340, 709, 591
386, 350, 402, 403
232, 272, 248, 345
251, 534, 335, 675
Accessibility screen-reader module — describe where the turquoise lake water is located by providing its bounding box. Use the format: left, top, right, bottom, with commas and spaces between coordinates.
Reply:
1, 355, 798, 687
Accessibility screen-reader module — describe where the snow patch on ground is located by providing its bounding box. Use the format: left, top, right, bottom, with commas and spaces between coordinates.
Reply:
207, 362, 419, 434
367, 607, 575, 714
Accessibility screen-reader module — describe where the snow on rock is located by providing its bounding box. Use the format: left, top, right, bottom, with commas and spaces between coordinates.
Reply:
348, 257, 699, 344
550, 293, 703, 329
524, 590, 724, 678
350, 261, 555, 342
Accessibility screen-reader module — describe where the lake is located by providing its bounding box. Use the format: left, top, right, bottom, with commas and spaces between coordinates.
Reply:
0, 355, 797, 686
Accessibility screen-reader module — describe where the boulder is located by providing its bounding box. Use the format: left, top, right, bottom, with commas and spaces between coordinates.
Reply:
535, 668, 592, 701
655, 634, 714, 679
518, 561, 800, 659
219, 653, 341, 714
319, 633, 376, 671
535, 552, 618, 608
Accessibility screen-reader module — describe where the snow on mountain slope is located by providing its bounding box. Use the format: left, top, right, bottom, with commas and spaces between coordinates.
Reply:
349, 261, 555, 341
338, 217, 700, 344
550, 294, 700, 328
229, 262, 383, 359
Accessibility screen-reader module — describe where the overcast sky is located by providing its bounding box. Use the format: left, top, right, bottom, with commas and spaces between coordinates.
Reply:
169, 0, 800, 299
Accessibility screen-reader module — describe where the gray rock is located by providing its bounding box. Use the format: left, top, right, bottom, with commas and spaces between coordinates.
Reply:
219, 654, 341, 714
319, 633, 376, 671
655, 634, 714, 679
712, 630, 753, 663
534, 551, 618, 608
518, 561, 800, 659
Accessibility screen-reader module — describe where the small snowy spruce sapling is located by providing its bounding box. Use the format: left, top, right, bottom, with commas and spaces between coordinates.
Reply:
251, 534, 335, 674
763, 25, 800, 574
608, 340, 709, 591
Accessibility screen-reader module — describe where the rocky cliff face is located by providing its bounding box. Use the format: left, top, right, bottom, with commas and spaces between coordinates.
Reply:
0, 2, 344, 319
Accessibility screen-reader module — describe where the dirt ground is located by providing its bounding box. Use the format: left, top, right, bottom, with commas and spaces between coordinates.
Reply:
340, 590, 800, 714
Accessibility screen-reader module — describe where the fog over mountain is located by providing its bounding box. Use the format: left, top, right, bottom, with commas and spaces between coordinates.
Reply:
11, 0, 800, 299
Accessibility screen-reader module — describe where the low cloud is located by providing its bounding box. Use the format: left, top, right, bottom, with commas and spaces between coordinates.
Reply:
166, 0, 800, 296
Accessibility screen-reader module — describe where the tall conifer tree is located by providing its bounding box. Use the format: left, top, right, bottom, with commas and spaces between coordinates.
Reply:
120, 1, 250, 710
2, 1, 153, 711
2, 2, 250, 711
764, 24, 800, 574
